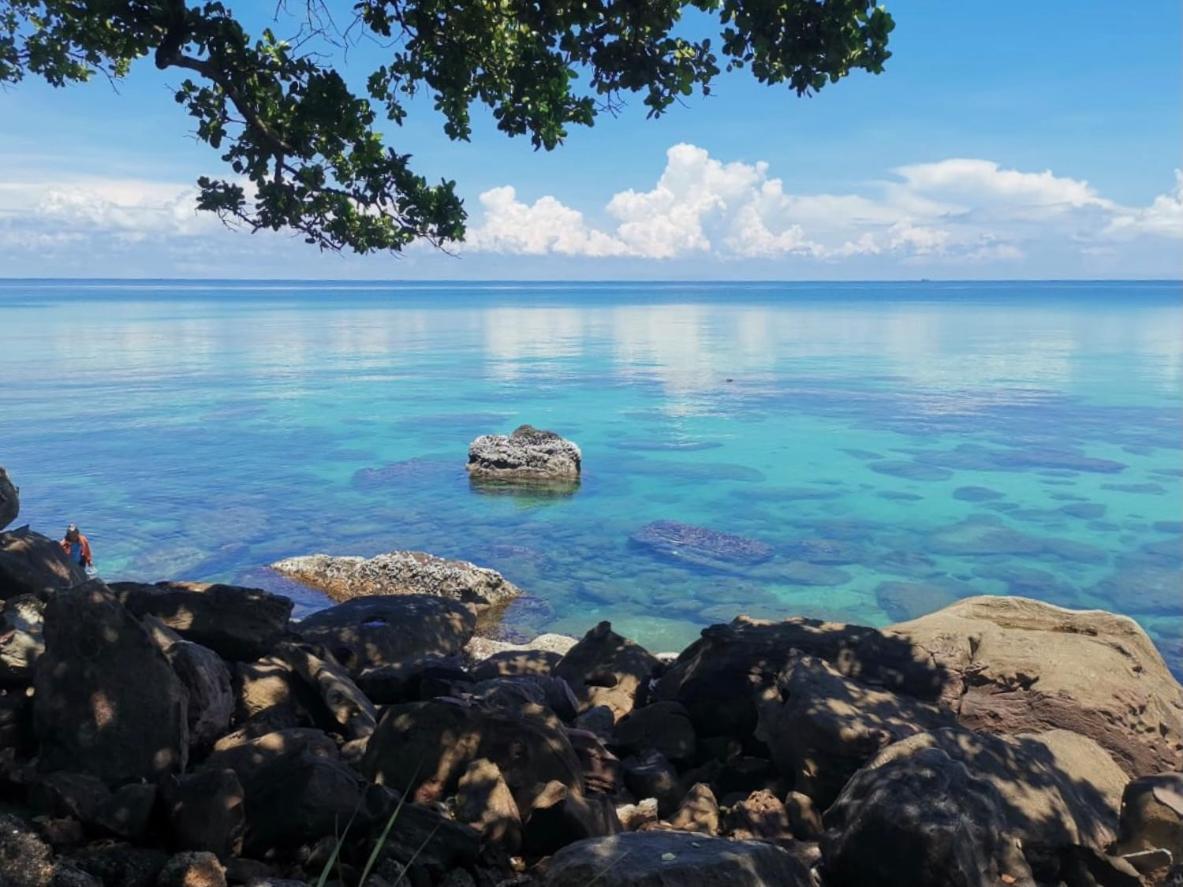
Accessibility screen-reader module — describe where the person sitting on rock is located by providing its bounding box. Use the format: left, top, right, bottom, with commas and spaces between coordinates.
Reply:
60, 523, 93, 569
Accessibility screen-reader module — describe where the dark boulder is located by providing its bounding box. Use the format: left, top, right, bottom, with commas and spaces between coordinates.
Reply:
293, 595, 476, 676
355, 655, 470, 704
655, 615, 944, 738
823, 727, 1126, 886
542, 831, 811, 886
111, 580, 292, 661
470, 648, 563, 681
522, 779, 620, 857
754, 655, 954, 807
0, 812, 56, 887
276, 642, 376, 740
362, 697, 583, 814
161, 768, 245, 858
0, 527, 85, 601
454, 758, 522, 851
143, 616, 233, 754
612, 700, 696, 762
554, 621, 660, 722
33, 581, 189, 783
621, 750, 682, 817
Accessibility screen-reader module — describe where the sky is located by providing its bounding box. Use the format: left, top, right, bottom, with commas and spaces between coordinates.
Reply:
0, 1, 1180, 280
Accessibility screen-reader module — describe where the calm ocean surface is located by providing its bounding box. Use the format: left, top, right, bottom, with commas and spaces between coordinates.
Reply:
2, 280, 1180, 672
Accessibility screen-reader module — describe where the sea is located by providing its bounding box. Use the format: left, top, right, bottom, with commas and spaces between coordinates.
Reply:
1, 279, 1179, 673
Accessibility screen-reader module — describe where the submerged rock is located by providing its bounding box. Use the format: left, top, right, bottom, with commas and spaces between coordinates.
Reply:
270, 550, 520, 607
629, 520, 774, 571
891, 595, 1183, 776
467, 424, 582, 483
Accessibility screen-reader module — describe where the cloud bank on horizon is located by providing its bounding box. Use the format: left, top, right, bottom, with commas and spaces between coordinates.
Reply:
1, 143, 1180, 278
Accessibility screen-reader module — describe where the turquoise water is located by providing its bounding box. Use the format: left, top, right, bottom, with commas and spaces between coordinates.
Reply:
1, 280, 1180, 672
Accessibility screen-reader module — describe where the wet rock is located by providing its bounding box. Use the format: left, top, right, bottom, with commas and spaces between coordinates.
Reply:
522, 780, 619, 857
727, 789, 793, 843
542, 831, 811, 886
667, 782, 720, 834
554, 621, 659, 721
143, 617, 233, 754
362, 698, 583, 813
0, 467, 17, 531
467, 424, 582, 483
271, 550, 520, 608
0, 593, 45, 684
0, 527, 86, 601
455, 758, 521, 851
629, 521, 774, 571
1115, 773, 1183, 858
890, 595, 1183, 775
611, 701, 696, 762
874, 579, 966, 622
111, 581, 292, 661
34, 580, 189, 783
162, 768, 245, 858
275, 643, 376, 740
655, 615, 944, 738
755, 655, 955, 808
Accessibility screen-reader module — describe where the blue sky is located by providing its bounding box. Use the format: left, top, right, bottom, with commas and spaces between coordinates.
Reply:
1, 1, 1180, 279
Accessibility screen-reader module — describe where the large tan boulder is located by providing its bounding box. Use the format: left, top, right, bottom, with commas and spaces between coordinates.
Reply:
890, 596, 1183, 776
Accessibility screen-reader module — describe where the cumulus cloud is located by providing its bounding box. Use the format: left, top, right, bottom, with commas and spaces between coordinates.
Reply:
463, 144, 1183, 265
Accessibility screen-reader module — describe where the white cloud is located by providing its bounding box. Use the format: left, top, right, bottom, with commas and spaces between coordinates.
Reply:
462, 145, 1183, 267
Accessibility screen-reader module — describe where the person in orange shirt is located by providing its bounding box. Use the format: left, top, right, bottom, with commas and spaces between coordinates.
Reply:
60, 524, 93, 569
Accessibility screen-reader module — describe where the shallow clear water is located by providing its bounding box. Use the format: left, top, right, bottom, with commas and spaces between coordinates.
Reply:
2, 280, 1180, 672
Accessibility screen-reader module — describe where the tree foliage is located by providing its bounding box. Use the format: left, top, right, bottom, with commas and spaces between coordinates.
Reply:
0, 0, 894, 253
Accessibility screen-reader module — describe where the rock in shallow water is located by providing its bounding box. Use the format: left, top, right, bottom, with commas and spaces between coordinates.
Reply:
467, 424, 581, 482
270, 550, 520, 607
629, 520, 774, 571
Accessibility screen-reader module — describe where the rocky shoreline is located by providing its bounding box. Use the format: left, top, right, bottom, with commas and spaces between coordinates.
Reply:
2, 469, 1182, 887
